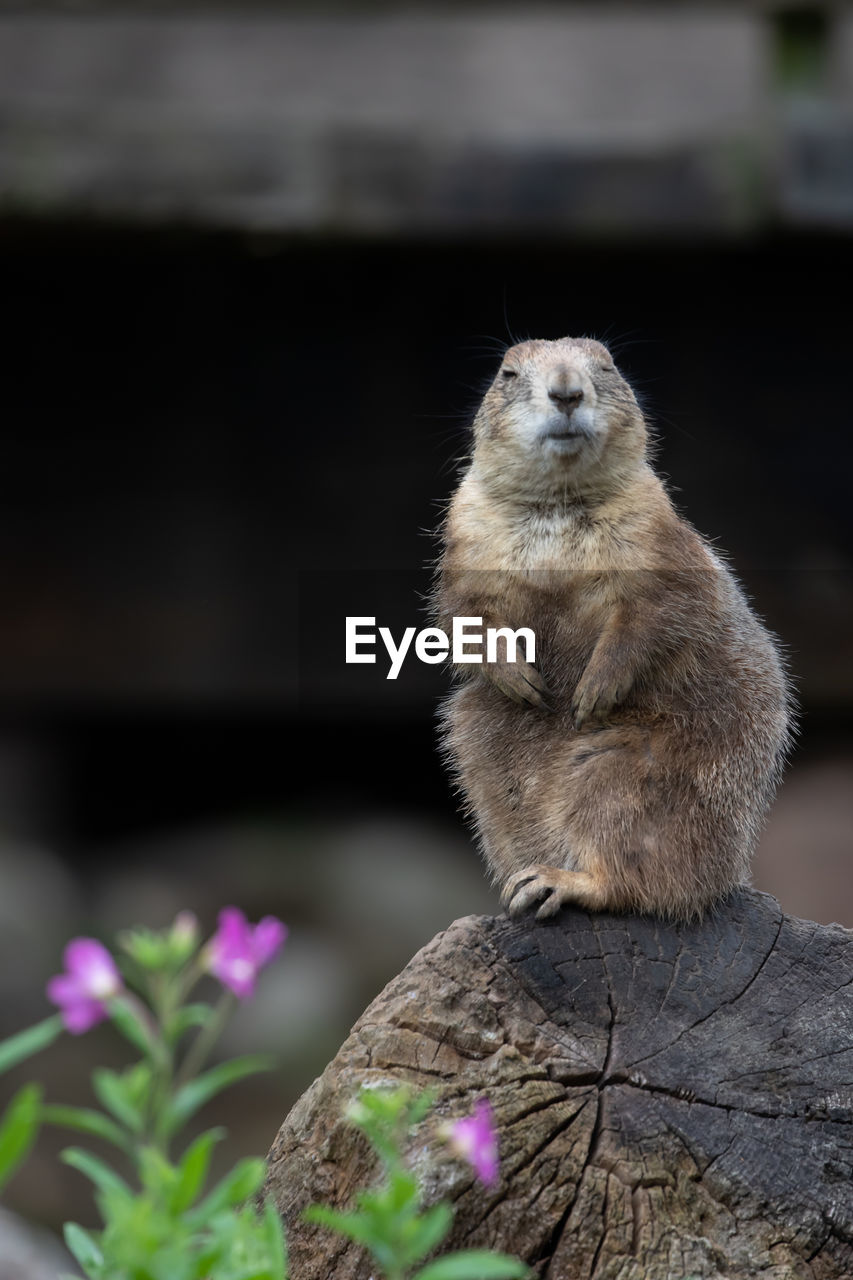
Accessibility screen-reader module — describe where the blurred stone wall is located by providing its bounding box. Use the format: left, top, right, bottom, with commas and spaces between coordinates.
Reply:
0, 6, 853, 232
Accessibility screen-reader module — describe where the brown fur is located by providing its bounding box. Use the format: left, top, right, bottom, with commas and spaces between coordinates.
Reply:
434, 337, 793, 921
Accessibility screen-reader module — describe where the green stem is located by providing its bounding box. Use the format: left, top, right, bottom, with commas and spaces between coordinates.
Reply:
173, 989, 236, 1091
110, 991, 161, 1056
139, 980, 176, 1155
171, 956, 208, 1008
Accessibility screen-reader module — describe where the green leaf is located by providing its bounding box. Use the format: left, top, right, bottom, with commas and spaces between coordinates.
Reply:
41, 1104, 135, 1156
91, 1066, 146, 1134
303, 1203, 383, 1250
61, 1146, 133, 1202
262, 1199, 288, 1277
108, 995, 154, 1055
386, 1167, 419, 1212
165, 1055, 275, 1136
118, 926, 171, 971
138, 1144, 177, 1197
194, 1233, 231, 1276
0, 1014, 64, 1074
186, 1157, 267, 1227
345, 1082, 433, 1170
356, 1085, 412, 1119
124, 1060, 154, 1106
190, 1201, 285, 1280
414, 1253, 531, 1280
398, 1202, 453, 1268
407, 1088, 437, 1127
63, 1222, 104, 1275
0, 1083, 42, 1192
165, 1003, 213, 1045
170, 1127, 226, 1213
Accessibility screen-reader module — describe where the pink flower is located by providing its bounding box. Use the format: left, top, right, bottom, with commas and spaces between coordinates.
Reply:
47, 939, 123, 1034
205, 907, 287, 1000
445, 1097, 499, 1187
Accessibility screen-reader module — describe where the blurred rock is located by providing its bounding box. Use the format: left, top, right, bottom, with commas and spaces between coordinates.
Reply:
753, 757, 853, 929
220, 926, 356, 1059
0, 840, 81, 1027
0, 1207, 72, 1280
93, 812, 497, 1056
317, 815, 498, 967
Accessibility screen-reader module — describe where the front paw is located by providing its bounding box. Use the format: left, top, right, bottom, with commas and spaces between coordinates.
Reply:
501, 865, 572, 920
488, 659, 554, 712
570, 671, 630, 730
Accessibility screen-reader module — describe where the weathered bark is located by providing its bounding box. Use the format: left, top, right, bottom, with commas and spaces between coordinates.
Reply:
265, 889, 853, 1279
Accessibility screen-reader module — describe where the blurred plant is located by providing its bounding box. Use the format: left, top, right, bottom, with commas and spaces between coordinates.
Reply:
0, 906, 288, 1280
0, 1013, 64, 1195
1, 916, 530, 1279
305, 1084, 530, 1280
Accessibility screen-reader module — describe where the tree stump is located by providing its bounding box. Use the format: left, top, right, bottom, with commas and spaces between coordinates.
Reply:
265, 889, 853, 1279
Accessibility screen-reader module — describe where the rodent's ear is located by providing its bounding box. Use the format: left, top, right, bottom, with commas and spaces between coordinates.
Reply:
586, 338, 617, 370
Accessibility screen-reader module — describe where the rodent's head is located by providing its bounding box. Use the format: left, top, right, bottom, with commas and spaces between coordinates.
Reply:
471, 336, 647, 502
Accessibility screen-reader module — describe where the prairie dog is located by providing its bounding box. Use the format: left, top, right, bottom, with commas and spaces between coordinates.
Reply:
434, 336, 792, 921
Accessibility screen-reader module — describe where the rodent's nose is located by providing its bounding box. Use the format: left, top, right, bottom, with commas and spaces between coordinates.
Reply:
548, 383, 584, 412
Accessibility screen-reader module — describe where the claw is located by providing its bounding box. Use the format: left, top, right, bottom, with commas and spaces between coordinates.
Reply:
503, 866, 607, 917
500, 870, 537, 909
490, 660, 555, 713
571, 676, 631, 730
535, 893, 562, 920
501, 865, 569, 917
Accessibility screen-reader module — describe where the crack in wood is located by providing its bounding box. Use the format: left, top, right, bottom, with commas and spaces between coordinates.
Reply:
626, 910, 786, 1073
586, 1170, 610, 1280
539, 993, 617, 1276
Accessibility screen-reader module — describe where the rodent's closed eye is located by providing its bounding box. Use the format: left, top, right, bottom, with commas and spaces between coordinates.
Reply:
501, 367, 518, 379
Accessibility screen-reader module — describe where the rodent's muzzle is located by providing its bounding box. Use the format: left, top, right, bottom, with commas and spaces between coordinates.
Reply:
546, 369, 587, 436
545, 384, 586, 440
548, 386, 584, 413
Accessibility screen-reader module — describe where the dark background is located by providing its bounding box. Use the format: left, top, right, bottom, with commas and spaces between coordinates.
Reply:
3, 224, 850, 846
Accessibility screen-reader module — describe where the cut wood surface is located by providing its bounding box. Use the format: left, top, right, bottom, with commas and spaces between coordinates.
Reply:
265, 889, 853, 1279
